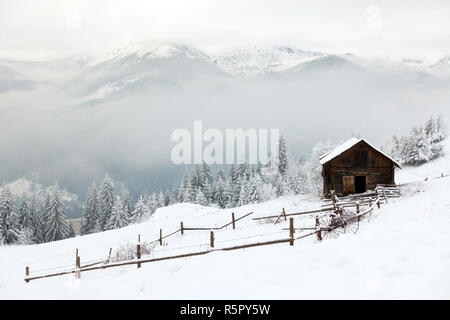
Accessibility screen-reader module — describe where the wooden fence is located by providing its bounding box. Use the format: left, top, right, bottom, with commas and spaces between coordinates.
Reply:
24, 186, 394, 283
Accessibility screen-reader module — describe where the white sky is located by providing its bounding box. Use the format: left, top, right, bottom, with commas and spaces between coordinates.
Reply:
0, 0, 449, 60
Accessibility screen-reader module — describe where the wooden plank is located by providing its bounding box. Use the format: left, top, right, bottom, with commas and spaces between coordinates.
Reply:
252, 207, 334, 220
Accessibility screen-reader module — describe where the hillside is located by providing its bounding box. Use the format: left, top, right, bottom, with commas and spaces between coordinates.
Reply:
1, 146, 449, 298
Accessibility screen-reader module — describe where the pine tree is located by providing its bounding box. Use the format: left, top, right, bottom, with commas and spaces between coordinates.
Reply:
169, 185, 180, 204
0, 187, 20, 244
148, 193, 160, 215
229, 164, 238, 185
42, 193, 51, 227
201, 161, 214, 186
303, 141, 335, 196
246, 175, 263, 203
18, 198, 31, 229
29, 195, 44, 243
181, 173, 194, 203
45, 184, 71, 242
96, 175, 117, 231
106, 196, 129, 230
131, 195, 151, 222
80, 183, 99, 235
194, 188, 208, 206
213, 171, 227, 208
18, 198, 35, 244
203, 179, 214, 203
288, 169, 304, 195
224, 180, 235, 208
190, 165, 203, 190
122, 195, 134, 219
68, 223, 76, 238
157, 192, 166, 208
237, 180, 249, 206
278, 135, 288, 176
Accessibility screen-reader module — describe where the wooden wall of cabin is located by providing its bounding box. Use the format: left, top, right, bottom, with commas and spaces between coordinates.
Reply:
322, 141, 395, 197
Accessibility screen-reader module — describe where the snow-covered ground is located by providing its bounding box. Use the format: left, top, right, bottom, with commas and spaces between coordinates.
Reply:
1, 143, 450, 299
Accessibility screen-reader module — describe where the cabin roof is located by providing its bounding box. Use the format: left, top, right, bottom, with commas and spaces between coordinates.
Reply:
319, 137, 401, 168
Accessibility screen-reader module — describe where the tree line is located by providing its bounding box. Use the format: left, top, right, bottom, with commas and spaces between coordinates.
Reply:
0, 183, 74, 245
389, 115, 447, 166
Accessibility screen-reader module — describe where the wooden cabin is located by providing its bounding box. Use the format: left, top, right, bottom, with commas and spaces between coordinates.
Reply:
320, 138, 401, 197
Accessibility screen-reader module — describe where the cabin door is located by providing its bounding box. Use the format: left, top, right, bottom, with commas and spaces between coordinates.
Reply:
342, 176, 355, 196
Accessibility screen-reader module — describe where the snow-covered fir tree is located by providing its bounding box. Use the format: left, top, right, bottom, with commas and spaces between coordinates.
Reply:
194, 188, 208, 206
278, 135, 288, 176
131, 195, 151, 222
169, 185, 180, 204
18, 198, 34, 244
246, 174, 263, 203
44, 184, 71, 242
213, 170, 228, 208
180, 173, 194, 203
29, 195, 45, 243
96, 174, 117, 231
148, 193, 160, 215
303, 141, 335, 196
157, 192, 166, 208
0, 187, 20, 244
80, 183, 99, 235
106, 196, 129, 230
389, 115, 447, 166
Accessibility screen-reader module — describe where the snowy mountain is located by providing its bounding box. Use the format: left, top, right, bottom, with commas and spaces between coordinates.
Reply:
86, 43, 210, 68
0, 64, 35, 93
212, 46, 324, 77
70, 43, 230, 105
429, 55, 450, 78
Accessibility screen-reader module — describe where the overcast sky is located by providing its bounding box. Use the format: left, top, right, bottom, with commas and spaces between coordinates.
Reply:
1, 0, 449, 60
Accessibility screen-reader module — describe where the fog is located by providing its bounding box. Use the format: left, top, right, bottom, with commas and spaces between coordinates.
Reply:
0, 50, 449, 200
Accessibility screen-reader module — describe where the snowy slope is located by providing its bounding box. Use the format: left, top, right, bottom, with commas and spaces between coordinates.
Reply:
1, 158, 450, 298
396, 138, 450, 184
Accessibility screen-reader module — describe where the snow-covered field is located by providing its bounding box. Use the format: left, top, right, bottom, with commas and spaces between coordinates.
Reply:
1, 148, 450, 299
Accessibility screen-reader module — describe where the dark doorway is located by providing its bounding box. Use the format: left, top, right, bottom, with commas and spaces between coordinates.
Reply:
355, 176, 366, 193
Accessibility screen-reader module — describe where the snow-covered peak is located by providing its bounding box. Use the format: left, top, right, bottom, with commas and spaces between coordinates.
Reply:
429, 55, 450, 78
87, 43, 209, 67
212, 46, 324, 77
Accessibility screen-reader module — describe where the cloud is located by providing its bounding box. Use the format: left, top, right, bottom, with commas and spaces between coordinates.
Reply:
0, 0, 449, 59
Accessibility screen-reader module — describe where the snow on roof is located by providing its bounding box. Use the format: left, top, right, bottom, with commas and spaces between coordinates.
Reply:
319, 137, 401, 168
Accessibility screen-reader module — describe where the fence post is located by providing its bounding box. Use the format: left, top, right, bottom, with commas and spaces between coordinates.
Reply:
315, 216, 322, 241
210, 231, 215, 248
356, 202, 360, 214
137, 234, 141, 269
25, 266, 30, 283
283, 208, 287, 221
289, 218, 294, 246
180, 222, 184, 235
75, 256, 81, 279
369, 198, 373, 208
376, 199, 381, 209
108, 248, 112, 263
160, 229, 163, 245
232, 212, 235, 230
